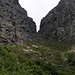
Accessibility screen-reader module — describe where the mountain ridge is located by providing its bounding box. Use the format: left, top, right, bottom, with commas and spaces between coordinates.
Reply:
39, 0, 75, 41
0, 0, 75, 75
0, 0, 36, 46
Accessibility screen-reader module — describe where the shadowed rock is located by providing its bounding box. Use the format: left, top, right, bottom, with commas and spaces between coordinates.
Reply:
39, 0, 75, 41
0, 0, 36, 45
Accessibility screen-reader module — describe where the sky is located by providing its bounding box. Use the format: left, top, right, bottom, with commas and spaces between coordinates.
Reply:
19, 0, 60, 31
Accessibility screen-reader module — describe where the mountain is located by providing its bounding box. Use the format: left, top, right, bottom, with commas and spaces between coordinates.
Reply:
0, 0, 36, 46
39, 0, 75, 41
0, 0, 75, 75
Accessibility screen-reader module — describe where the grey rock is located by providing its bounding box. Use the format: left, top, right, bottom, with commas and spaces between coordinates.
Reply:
39, 0, 75, 41
0, 0, 36, 45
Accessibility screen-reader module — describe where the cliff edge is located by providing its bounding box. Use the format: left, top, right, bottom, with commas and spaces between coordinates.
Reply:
0, 0, 36, 45
39, 0, 75, 41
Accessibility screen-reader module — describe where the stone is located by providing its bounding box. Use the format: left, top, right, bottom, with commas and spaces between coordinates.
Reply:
0, 0, 36, 45
39, 0, 75, 41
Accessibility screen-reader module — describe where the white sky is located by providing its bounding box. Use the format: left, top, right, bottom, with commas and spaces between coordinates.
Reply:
19, 0, 60, 31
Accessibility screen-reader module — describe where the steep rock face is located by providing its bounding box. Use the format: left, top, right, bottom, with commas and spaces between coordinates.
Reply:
39, 0, 75, 41
0, 0, 36, 45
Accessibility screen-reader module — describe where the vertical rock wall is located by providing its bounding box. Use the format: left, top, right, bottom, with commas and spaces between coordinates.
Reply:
39, 0, 75, 41
0, 0, 36, 45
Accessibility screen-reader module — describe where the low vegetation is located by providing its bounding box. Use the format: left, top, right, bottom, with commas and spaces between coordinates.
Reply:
0, 38, 75, 75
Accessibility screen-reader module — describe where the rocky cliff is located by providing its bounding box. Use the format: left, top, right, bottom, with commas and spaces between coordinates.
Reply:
39, 0, 75, 41
0, 0, 36, 45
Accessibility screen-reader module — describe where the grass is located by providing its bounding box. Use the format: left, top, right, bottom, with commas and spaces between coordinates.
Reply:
0, 37, 75, 75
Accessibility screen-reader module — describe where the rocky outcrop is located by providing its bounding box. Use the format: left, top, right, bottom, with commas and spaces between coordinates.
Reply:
39, 0, 75, 41
0, 0, 36, 45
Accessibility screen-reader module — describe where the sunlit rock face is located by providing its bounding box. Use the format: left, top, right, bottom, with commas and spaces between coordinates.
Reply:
0, 0, 36, 45
39, 0, 75, 41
